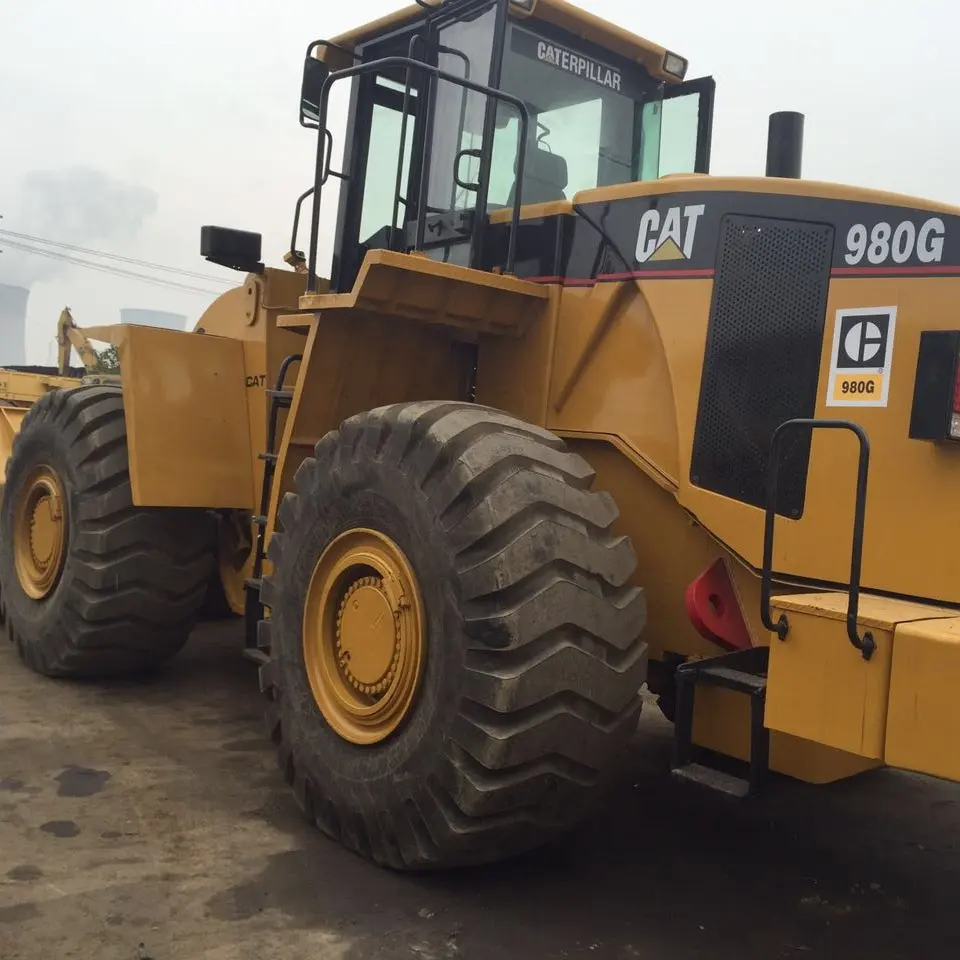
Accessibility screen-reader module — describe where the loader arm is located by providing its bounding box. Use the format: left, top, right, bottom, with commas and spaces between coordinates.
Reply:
57, 308, 101, 375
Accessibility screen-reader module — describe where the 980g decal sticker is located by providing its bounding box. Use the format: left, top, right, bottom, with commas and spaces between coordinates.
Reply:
841, 217, 945, 268
825, 306, 897, 408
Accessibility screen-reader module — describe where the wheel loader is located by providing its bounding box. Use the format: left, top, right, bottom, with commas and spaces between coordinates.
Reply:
4, 0, 960, 871
0, 309, 108, 488
0, 309, 245, 619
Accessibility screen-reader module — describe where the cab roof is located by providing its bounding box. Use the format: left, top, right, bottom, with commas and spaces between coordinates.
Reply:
324, 0, 683, 83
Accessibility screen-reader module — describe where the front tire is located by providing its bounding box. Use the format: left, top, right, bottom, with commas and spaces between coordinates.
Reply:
259, 401, 647, 869
0, 385, 216, 678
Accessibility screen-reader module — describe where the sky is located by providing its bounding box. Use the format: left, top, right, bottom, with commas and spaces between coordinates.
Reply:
1, 0, 957, 363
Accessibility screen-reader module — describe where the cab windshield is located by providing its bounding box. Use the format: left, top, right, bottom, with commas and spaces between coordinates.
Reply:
489, 23, 658, 205
362, 4, 706, 220
439, 19, 701, 211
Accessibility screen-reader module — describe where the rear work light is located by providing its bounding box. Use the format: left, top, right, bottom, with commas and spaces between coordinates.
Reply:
908, 330, 960, 442
662, 51, 688, 80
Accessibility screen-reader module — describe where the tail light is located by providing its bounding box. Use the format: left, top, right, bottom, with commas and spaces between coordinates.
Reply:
952, 357, 960, 439
909, 330, 960, 442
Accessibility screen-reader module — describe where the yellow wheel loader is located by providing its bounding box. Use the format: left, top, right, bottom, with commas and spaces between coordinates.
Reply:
5, 0, 960, 870
0, 309, 106, 504
0, 309, 241, 622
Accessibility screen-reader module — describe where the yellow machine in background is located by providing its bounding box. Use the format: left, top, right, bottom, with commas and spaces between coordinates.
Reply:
0, 308, 95, 486
54, 307, 111, 378
0, 308, 247, 618
3, 0, 960, 871
0, 368, 79, 482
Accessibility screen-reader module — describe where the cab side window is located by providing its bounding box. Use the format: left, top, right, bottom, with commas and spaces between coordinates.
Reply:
358, 79, 417, 244
640, 84, 710, 179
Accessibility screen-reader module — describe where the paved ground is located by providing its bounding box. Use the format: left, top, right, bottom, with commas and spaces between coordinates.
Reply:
1, 620, 959, 960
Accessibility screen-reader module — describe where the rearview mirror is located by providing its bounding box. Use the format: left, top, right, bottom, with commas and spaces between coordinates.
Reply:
301, 56, 330, 126
200, 225, 263, 274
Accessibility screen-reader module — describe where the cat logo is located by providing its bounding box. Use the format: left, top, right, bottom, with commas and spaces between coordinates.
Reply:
826, 306, 897, 408
539, 44, 558, 65
635, 204, 706, 263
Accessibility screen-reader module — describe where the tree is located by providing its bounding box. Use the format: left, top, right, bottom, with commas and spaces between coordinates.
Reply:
93, 344, 120, 374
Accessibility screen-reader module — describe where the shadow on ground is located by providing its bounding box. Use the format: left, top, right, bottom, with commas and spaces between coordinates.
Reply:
2, 621, 958, 959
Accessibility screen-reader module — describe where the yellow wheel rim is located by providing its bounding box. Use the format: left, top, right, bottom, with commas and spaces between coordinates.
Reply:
303, 528, 425, 745
13, 465, 68, 600
218, 512, 254, 616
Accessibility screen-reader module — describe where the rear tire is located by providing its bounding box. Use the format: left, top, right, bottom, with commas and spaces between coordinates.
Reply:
0, 385, 216, 678
199, 510, 251, 620
259, 401, 647, 870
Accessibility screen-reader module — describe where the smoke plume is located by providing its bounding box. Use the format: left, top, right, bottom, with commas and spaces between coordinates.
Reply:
0, 166, 158, 287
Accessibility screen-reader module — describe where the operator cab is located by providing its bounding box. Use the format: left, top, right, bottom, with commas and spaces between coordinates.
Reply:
299, 0, 714, 292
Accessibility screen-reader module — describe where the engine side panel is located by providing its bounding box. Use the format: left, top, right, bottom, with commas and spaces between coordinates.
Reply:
529, 176, 960, 607
691, 214, 834, 519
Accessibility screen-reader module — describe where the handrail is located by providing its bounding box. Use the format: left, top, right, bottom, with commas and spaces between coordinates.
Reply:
287, 187, 314, 263
305, 53, 530, 292
760, 418, 876, 661
392, 33, 472, 250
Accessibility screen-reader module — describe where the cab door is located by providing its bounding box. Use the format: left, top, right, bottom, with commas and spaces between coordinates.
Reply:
414, 1, 503, 268
331, 1, 506, 292
329, 36, 426, 293
639, 76, 715, 178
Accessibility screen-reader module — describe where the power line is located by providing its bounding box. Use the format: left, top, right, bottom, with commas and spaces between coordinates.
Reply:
0, 228, 234, 285
0, 238, 223, 296
1, 239, 221, 296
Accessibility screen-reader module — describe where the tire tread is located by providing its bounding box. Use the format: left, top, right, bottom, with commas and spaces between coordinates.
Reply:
0, 384, 214, 678
259, 401, 647, 869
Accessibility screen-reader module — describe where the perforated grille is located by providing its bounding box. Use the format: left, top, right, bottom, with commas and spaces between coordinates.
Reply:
690, 214, 834, 517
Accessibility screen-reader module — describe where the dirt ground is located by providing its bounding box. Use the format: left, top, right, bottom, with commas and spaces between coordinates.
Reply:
1, 620, 958, 960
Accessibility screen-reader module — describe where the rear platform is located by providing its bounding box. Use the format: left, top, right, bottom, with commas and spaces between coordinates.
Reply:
767, 592, 960, 783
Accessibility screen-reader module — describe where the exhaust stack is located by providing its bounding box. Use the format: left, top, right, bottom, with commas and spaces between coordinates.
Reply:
766, 111, 804, 179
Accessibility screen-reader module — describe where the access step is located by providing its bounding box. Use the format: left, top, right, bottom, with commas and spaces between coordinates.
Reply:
266, 388, 293, 409
672, 763, 752, 799
690, 663, 767, 694
671, 646, 770, 797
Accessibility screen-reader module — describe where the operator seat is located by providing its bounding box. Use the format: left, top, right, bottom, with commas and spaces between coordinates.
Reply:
507, 147, 568, 206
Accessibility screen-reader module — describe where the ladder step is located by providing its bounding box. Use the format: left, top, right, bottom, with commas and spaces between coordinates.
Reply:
694, 664, 767, 695
242, 647, 270, 666
672, 763, 752, 798
671, 646, 770, 797
266, 388, 293, 408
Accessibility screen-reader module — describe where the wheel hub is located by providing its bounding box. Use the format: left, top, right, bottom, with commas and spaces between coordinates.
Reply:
14, 465, 68, 600
336, 577, 401, 694
303, 528, 425, 745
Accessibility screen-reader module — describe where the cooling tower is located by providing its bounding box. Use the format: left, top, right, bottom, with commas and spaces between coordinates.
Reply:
119, 308, 187, 331
0, 283, 29, 367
